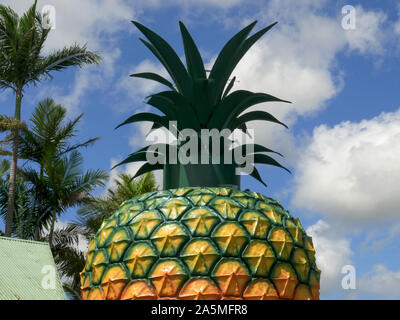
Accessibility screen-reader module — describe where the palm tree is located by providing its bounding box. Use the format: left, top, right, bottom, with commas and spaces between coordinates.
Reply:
18, 98, 99, 239
0, 0, 101, 237
76, 172, 158, 237
40, 150, 108, 246
51, 224, 86, 300
0, 175, 40, 239
52, 172, 158, 299
0, 99, 105, 240
19, 98, 99, 167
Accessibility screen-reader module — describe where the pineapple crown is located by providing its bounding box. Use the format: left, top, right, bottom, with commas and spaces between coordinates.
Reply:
114, 20, 291, 188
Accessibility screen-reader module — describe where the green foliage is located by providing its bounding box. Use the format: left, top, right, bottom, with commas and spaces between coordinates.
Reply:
51, 224, 85, 300
0, 1, 101, 92
19, 98, 100, 163
0, 176, 42, 240
0, 99, 107, 240
50, 172, 158, 299
0, 0, 101, 237
75, 172, 158, 237
116, 21, 291, 187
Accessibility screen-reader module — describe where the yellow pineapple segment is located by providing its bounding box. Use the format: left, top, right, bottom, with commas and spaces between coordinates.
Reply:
97, 226, 114, 247
286, 218, 304, 246
159, 199, 189, 220
182, 207, 220, 236
172, 188, 192, 196
268, 227, 293, 260
239, 211, 270, 238
292, 248, 310, 283
123, 242, 157, 277
242, 240, 275, 276
130, 210, 162, 239
180, 239, 219, 274
210, 197, 241, 219
189, 194, 213, 206
91, 249, 108, 284
119, 203, 144, 225
151, 222, 188, 256
87, 286, 105, 300
212, 222, 248, 256
107, 228, 130, 262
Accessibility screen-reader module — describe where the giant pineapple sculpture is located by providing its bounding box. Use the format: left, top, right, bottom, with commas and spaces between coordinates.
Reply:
81, 20, 321, 300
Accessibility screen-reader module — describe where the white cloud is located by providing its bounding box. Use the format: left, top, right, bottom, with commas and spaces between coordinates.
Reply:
358, 265, 400, 298
225, 6, 346, 164
395, 8, 400, 36
2, 0, 134, 52
2, 0, 133, 114
108, 157, 163, 191
51, 49, 121, 115
344, 6, 387, 55
133, 0, 244, 9
292, 108, 400, 223
116, 2, 389, 173
306, 220, 353, 297
229, 4, 388, 166
116, 59, 169, 112
359, 220, 400, 253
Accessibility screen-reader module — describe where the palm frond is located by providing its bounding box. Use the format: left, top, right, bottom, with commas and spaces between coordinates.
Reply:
32, 44, 101, 82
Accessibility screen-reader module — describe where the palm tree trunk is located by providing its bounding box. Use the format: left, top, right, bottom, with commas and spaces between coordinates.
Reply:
5, 89, 22, 237
48, 206, 57, 247
33, 165, 44, 241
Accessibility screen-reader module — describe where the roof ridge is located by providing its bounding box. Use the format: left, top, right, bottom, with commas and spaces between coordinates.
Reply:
0, 236, 49, 246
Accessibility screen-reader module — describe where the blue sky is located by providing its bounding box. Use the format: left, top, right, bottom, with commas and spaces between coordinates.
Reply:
1, 0, 400, 299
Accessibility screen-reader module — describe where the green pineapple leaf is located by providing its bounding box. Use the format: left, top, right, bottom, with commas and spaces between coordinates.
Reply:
130, 72, 176, 91
133, 21, 192, 97
248, 165, 268, 187
208, 21, 258, 105
233, 143, 283, 157
229, 110, 288, 131
179, 21, 207, 80
115, 112, 170, 130
210, 90, 290, 129
131, 162, 164, 181
254, 153, 291, 173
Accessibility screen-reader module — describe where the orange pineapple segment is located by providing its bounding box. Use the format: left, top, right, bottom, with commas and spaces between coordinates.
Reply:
243, 279, 279, 300
271, 263, 298, 299
179, 278, 221, 300
212, 259, 250, 297
100, 264, 128, 300
120, 280, 157, 300
149, 259, 187, 297
83, 188, 320, 300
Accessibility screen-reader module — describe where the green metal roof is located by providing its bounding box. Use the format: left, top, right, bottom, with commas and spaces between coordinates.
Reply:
0, 236, 66, 300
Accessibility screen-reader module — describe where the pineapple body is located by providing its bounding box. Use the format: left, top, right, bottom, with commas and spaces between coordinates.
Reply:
81, 187, 320, 300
